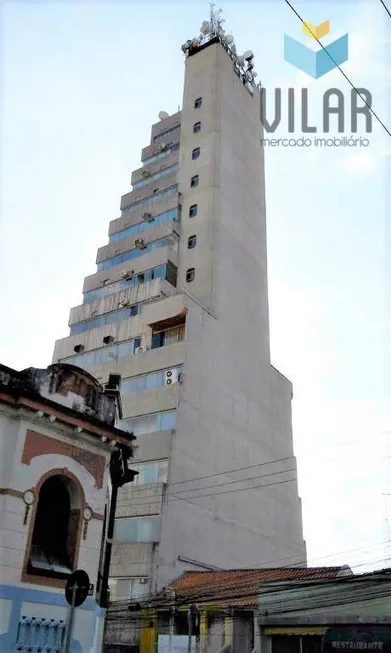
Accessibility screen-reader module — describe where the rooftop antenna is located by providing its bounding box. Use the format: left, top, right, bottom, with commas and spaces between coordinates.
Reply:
210, 3, 225, 34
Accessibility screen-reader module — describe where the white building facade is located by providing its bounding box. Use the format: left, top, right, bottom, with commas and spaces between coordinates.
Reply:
0, 363, 134, 653
53, 15, 306, 599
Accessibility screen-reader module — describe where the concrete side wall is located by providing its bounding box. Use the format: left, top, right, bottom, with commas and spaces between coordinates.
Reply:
157, 43, 305, 587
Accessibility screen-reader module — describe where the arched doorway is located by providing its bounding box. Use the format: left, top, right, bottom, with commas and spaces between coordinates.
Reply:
27, 473, 82, 578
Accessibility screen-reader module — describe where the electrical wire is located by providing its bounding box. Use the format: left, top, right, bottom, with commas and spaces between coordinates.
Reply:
157, 454, 295, 488
106, 543, 391, 619
283, 0, 391, 137
121, 445, 391, 510
378, 0, 391, 19
127, 430, 391, 502
106, 570, 391, 624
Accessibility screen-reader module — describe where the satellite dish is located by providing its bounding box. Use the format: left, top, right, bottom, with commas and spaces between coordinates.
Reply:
237, 55, 245, 66
200, 21, 211, 34
225, 34, 234, 44
158, 111, 169, 120
243, 49, 254, 61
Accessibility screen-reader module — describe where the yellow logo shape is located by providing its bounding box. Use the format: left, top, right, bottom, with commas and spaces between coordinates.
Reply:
302, 19, 330, 41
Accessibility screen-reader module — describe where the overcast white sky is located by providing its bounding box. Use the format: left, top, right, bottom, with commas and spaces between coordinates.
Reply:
0, 0, 390, 572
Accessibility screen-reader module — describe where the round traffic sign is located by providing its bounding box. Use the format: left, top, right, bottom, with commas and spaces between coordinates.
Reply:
65, 569, 90, 607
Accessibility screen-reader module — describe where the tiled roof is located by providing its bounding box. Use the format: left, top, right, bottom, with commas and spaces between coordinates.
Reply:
167, 567, 346, 607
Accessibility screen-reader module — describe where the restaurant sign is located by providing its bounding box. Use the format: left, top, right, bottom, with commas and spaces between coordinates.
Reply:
323, 628, 391, 653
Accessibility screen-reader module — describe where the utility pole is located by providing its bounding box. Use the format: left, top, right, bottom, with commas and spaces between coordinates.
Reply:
64, 581, 77, 653
98, 445, 138, 608
187, 604, 198, 653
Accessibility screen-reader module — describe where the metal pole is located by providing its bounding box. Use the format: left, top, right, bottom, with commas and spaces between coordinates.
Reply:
99, 482, 118, 608
187, 608, 193, 653
64, 581, 78, 653
168, 607, 175, 653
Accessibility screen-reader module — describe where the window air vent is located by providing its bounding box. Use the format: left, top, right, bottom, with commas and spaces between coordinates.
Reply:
142, 212, 155, 222
135, 238, 147, 250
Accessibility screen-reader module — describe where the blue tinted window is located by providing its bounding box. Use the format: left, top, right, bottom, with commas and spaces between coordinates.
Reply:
121, 368, 180, 395
142, 143, 179, 165
133, 165, 178, 190
83, 265, 167, 304
61, 337, 141, 369
152, 125, 180, 142
109, 208, 178, 244
133, 460, 168, 486
70, 305, 139, 336
119, 410, 176, 436
159, 411, 177, 430
97, 236, 175, 272
114, 516, 159, 543
121, 185, 177, 216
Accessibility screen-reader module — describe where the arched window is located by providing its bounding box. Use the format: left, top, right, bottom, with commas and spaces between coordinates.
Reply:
27, 474, 82, 578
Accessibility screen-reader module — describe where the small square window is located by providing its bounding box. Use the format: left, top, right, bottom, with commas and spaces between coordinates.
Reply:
186, 268, 195, 282
133, 338, 142, 351
130, 304, 139, 316
137, 273, 145, 284
192, 147, 200, 160
190, 175, 199, 188
188, 235, 197, 249
189, 204, 198, 217
193, 122, 201, 133
194, 97, 202, 109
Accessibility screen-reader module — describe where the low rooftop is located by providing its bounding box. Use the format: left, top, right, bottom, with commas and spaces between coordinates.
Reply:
0, 362, 135, 446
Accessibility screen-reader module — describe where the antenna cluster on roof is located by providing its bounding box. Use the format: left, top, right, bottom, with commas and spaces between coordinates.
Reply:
180, 3, 261, 93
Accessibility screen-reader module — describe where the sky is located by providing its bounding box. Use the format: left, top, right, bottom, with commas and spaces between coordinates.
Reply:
0, 0, 390, 573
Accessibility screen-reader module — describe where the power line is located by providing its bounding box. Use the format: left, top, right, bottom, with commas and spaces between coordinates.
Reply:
159, 454, 295, 488
378, 0, 391, 19
107, 564, 391, 620
283, 0, 391, 138
128, 429, 391, 500
123, 446, 391, 510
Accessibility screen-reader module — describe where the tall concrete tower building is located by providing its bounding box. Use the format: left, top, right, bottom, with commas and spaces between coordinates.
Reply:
53, 13, 306, 598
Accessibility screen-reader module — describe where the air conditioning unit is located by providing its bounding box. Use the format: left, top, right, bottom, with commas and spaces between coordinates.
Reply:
141, 169, 151, 178
136, 346, 146, 354
142, 212, 154, 222
135, 238, 147, 250
121, 270, 134, 279
159, 141, 167, 151
118, 300, 129, 308
103, 335, 115, 345
139, 578, 149, 585
164, 369, 179, 386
